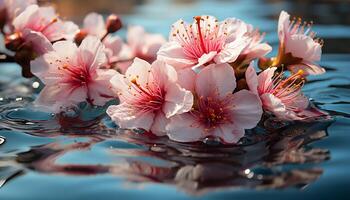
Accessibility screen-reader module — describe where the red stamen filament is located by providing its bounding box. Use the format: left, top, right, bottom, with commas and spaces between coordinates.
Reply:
194, 16, 207, 54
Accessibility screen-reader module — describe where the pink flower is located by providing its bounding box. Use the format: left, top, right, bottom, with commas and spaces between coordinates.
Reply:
125, 25, 166, 63
31, 36, 117, 113
80, 13, 128, 69
246, 63, 318, 121
264, 11, 325, 76
106, 58, 193, 136
0, 0, 37, 30
167, 63, 262, 144
157, 15, 248, 70
12, 5, 78, 54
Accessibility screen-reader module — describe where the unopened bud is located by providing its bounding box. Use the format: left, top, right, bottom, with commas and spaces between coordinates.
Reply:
258, 57, 273, 70
106, 14, 122, 33
5, 32, 24, 51
74, 30, 88, 45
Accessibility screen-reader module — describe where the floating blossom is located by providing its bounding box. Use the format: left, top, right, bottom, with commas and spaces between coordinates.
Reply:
259, 11, 325, 76
246, 63, 322, 121
107, 58, 193, 135
167, 63, 262, 144
10, 5, 78, 54
157, 15, 248, 70
31, 36, 117, 112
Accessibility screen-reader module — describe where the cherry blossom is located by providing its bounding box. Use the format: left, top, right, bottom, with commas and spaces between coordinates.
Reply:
167, 63, 262, 144
157, 15, 249, 71
31, 36, 116, 113
125, 26, 166, 63
107, 58, 193, 136
0, 0, 37, 31
259, 11, 325, 76
245, 63, 322, 121
11, 5, 78, 54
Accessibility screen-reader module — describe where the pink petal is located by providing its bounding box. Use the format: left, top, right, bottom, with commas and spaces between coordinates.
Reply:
257, 67, 276, 94
157, 41, 196, 70
150, 111, 169, 136
218, 18, 247, 43
103, 35, 123, 63
163, 83, 193, 118
106, 103, 155, 131
245, 43, 272, 61
260, 93, 300, 120
12, 4, 38, 30
166, 113, 204, 143
22, 29, 53, 55
78, 36, 107, 70
88, 69, 117, 106
142, 34, 166, 58
195, 63, 236, 99
214, 38, 248, 63
213, 124, 245, 144
125, 58, 152, 86
245, 63, 258, 94
192, 51, 217, 70
177, 68, 196, 92
83, 12, 106, 38
285, 34, 322, 62
230, 90, 263, 129
127, 26, 145, 50
278, 11, 290, 42
149, 60, 178, 86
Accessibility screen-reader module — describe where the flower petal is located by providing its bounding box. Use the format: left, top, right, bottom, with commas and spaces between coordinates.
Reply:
150, 111, 169, 136
106, 103, 155, 131
196, 63, 236, 98
245, 63, 258, 94
166, 113, 204, 143
163, 83, 193, 118
157, 41, 196, 70
230, 90, 263, 129
83, 12, 106, 38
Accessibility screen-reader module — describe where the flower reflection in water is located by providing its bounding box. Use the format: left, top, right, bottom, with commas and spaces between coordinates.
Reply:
0, 97, 331, 195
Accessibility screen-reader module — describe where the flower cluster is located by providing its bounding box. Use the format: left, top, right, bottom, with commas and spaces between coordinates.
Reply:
0, 1, 328, 144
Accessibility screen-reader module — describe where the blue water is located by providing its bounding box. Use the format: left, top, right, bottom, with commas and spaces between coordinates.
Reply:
1, 0, 350, 199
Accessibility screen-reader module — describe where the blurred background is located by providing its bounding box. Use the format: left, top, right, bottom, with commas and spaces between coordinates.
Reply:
39, 0, 350, 54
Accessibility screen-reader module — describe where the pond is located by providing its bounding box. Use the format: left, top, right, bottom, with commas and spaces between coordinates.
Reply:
0, 0, 350, 199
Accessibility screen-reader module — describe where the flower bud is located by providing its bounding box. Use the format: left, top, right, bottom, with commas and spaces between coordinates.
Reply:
5, 32, 24, 51
258, 57, 273, 70
74, 30, 88, 45
106, 14, 122, 33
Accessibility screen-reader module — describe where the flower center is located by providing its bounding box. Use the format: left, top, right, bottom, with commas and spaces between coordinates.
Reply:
61, 63, 91, 87
270, 69, 305, 108
194, 96, 232, 130
127, 78, 164, 112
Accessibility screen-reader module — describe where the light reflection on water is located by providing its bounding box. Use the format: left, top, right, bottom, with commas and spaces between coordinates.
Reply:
0, 0, 350, 199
